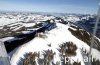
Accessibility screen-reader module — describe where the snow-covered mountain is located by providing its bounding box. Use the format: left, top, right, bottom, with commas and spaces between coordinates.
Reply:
0, 12, 100, 65
75, 15, 100, 38
10, 22, 100, 65
0, 12, 55, 39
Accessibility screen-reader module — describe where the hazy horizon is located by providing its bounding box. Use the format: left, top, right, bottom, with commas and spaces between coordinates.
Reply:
0, 0, 99, 14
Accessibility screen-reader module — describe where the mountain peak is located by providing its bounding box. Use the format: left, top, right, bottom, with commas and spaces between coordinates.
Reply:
11, 22, 100, 65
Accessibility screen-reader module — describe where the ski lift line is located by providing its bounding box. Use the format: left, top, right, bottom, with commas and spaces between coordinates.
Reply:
89, 0, 100, 54
88, 1, 100, 65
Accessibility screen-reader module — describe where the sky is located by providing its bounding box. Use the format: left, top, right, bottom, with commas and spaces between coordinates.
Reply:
0, 0, 99, 14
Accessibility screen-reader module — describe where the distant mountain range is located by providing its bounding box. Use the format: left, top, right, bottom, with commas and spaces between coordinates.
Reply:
0, 12, 100, 65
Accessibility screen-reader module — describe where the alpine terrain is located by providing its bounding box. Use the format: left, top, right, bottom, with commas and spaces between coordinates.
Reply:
0, 12, 100, 65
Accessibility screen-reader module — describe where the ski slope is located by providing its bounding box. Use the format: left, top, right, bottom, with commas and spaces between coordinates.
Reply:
11, 23, 100, 65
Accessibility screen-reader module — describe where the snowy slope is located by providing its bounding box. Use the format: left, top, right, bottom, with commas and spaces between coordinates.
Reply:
10, 23, 100, 65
